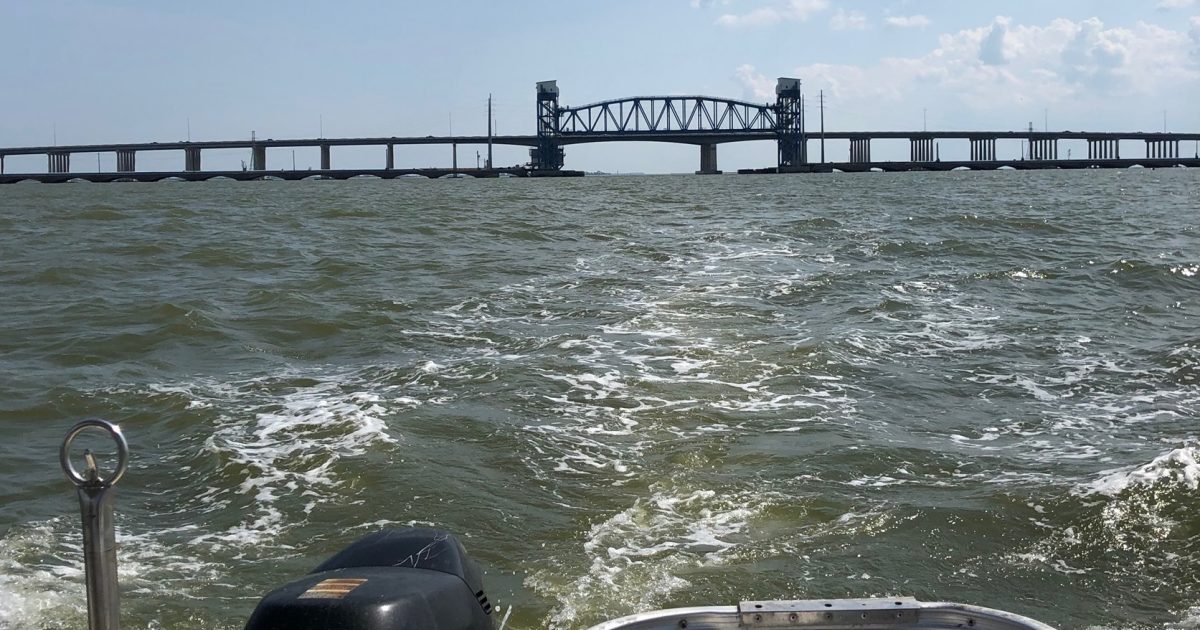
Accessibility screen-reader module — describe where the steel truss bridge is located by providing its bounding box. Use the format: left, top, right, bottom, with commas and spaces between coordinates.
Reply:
533, 78, 805, 172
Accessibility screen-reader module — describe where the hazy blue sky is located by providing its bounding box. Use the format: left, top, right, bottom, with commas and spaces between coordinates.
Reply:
2, 1, 1197, 172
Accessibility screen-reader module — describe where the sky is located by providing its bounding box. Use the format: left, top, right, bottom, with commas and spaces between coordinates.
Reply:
1, 0, 1198, 173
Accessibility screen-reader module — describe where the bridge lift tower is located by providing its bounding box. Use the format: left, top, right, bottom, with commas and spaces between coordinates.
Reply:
532, 80, 564, 171
776, 78, 806, 169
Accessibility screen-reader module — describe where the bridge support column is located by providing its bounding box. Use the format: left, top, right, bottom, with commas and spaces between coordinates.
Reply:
1088, 139, 1116, 160
775, 78, 805, 168
386, 144, 394, 170
116, 149, 136, 173
910, 137, 934, 162
1, 155, 4, 175
49, 151, 70, 173
532, 80, 564, 171
849, 138, 871, 163
320, 144, 331, 170
696, 144, 720, 174
252, 145, 266, 171
1029, 138, 1057, 160
185, 147, 201, 172
1147, 139, 1179, 159
970, 138, 996, 161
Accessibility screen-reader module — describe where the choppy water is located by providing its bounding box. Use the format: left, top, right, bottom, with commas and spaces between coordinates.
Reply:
0, 170, 1198, 629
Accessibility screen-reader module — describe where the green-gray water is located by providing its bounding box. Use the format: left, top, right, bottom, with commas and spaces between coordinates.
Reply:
1, 171, 1198, 629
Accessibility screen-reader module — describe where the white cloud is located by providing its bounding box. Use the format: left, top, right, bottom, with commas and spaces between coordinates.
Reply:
716, 0, 829, 27
830, 9, 868, 31
735, 15, 1199, 128
978, 16, 1011, 65
1189, 15, 1200, 61
1156, 0, 1195, 9
885, 15, 930, 28
736, 64, 777, 100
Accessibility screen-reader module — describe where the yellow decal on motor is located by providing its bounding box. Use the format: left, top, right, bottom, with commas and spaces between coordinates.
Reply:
297, 578, 367, 600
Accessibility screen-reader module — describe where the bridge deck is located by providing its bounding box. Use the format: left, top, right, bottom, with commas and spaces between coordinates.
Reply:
0, 167, 585, 184
741, 157, 1200, 174
2, 131, 1198, 157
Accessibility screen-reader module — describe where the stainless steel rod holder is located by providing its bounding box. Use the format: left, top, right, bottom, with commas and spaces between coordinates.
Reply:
61, 419, 129, 630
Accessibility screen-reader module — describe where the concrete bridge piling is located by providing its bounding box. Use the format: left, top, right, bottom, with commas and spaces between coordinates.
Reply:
970, 138, 996, 161
1088, 139, 1120, 160
698, 144, 720, 174
1146, 139, 1179, 159
910, 137, 935, 162
1029, 138, 1058, 160
48, 151, 70, 173
185, 147, 201, 172
116, 149, 136, 173
849, 138, 871, 163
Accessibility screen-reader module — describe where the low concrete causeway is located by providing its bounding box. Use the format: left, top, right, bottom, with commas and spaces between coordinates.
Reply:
1, 131, 1197, 183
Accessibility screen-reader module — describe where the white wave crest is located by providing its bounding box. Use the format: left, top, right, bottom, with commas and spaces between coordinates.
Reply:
190, 379, 398, 548
1083, 446, 1200, 497
528, 485, 768, 629
0, 519, 83, 629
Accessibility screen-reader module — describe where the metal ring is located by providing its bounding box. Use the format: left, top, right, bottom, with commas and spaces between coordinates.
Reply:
60, 419, 129, 487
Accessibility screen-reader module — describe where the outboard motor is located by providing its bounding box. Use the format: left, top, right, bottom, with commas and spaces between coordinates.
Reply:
245, 528, 495, 630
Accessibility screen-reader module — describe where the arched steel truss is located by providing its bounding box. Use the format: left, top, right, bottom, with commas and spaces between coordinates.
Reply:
557, 96, 776, 136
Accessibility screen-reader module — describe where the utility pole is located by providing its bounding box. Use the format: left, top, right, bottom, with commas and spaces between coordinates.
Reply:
487, 94, 494, 170
801, 94, 811, 162
922, 108, 927, 132
819, 90, 825, 164
319, 115, 324, 139
1044, 108, 1048, 132
187, 117, 191, 142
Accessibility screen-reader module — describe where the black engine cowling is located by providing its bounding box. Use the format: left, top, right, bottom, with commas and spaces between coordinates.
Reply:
245, 528, 494, 630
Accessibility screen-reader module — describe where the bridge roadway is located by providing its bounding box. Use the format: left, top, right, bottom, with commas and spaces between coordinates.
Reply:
745, 157, 1200, 174
3, 130, 1200, 157
2, 130, 1197, 179
3, 158, 1194, 184
0, 166, 596, 185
